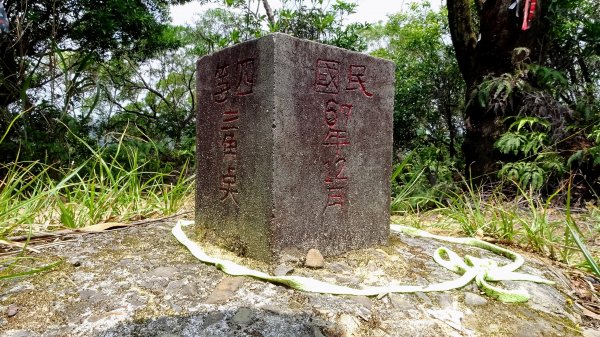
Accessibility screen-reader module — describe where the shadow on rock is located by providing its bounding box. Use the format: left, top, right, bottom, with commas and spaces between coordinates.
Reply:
96, 307, 328, 337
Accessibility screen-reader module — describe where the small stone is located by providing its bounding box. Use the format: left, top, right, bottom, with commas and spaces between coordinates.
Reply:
305, 249, 324, 268
273, 264, 294, 276
7, 304, 18, 317
390, 294, 415, 311
356, 306, 371, 320
232, 307, 253, 325
202, 311, 225, 328
329, 262, 351, 274
205, 277, 245, 304
280, 247, 304, 263
464, 292, 488, 306
366, 260, 379, 272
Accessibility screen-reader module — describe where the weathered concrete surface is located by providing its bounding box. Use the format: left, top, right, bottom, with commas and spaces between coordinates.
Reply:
0, 221, 590, 337
196, 33, 394, 261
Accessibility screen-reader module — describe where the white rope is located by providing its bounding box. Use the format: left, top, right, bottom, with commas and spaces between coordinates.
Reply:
172, 220, 554, 302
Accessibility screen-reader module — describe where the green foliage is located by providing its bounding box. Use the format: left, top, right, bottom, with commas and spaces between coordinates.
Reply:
565, 177, 600, 277
473, 72, 526, 113
368, 3, 464, 158
495, 116, 565, 190
390, 145, 460, 212
218, 0, 369, 51
569, 122, 600, 167
0, 0, 196, 166
589, 126, 600, 165
367, 4, 464, 212
472, 36, 599, 193
406, 180, 600, 274
273, 0, 369, 50
495, 117, 550, 157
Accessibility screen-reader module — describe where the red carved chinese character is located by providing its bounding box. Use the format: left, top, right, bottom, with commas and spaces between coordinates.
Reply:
323, 99, 352, 127
346, 65, 373, 97
236, 58, 254, 96
323, 129, 350, 151
220, 111, 239, 131
322, 99, 353, 155
213, 64, 230, 103
324, 159, 349, 207
326, 191, 346, 207
315, 59, 340, 94
220, 165, 239, 206
222, 133, 237, 158
325, 158, 349, 185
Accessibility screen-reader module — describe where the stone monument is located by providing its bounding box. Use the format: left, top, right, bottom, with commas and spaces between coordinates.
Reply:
196, 33, 395, 261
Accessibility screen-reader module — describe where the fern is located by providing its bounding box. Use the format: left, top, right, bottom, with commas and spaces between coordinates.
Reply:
495, 132, 524, 155
510, 116, 550, 132
530, 64, 568, 90
473, 72, 526, 112
496, 116, 565, 190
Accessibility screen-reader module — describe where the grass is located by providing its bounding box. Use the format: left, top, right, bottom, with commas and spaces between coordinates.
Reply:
0, 132, 195, 280
0, 151, 194, 237
2, 133, 598, 281
391, 173, 600, 278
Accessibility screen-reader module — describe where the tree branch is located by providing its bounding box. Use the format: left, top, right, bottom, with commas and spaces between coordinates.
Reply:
262, 0, 275, 26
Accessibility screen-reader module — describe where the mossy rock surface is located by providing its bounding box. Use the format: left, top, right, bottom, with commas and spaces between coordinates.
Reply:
0, 220, 590, 336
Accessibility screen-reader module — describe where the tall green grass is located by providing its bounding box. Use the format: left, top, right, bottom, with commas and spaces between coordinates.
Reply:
0, 149, 194, 237
0, 129, 195, 279
391, 170, 600, 277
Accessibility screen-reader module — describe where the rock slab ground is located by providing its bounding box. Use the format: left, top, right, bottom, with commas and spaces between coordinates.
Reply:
0, 221, 593, 337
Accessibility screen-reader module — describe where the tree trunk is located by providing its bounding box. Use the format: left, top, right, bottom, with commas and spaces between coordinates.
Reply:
448, 0, 548, 181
